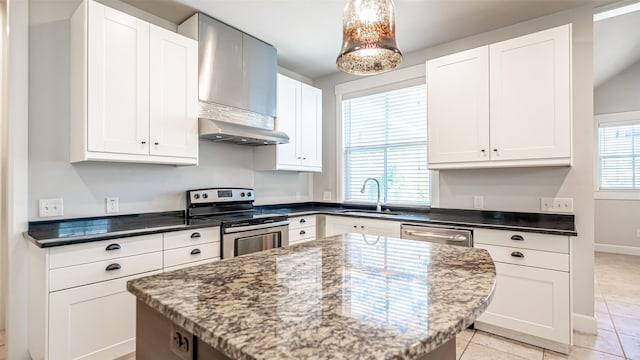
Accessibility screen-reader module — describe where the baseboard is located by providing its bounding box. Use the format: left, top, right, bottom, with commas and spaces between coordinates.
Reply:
595, 243, 640, 256
573, 313, 597, 334
474, 321, 570, 354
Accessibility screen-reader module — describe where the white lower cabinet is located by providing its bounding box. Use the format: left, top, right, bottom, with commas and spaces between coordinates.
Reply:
49, 272, 159, 360
324, 215, 401, 238
29, 227, 222, 360
289, 215, 317, 244
474, 228, 571, 353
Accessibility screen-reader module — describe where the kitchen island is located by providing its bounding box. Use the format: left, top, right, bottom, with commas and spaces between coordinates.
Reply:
127, 233, 496, 360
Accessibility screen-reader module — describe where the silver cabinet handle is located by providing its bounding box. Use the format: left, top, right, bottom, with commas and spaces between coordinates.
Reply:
403, 230, 468, 242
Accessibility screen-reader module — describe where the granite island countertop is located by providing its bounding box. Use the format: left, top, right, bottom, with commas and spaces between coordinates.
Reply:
127, 233, 497, 360
26, 202, 577, 247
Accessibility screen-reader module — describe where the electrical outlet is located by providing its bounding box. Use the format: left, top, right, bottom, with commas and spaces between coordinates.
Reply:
106, 197, 119, 213
540, 197, 574, 213
473, 196, 484, 209
39, 198, 64, 217
323, 191, 332, 201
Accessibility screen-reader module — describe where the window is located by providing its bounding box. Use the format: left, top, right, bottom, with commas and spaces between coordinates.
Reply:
598, 122, 640, 190
342, 84, 430, 205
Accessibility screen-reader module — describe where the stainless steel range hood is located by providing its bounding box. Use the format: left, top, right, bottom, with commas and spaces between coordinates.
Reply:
179, 13, 287, 145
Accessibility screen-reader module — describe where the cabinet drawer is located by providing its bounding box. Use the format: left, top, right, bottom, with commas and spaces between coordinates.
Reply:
474, 228, 569, 253
50, 252, 163, 292
164, 258, 219, 272
475, 244, 569, 272
289, 216, 316, 230
49, 234, 163, 269
163, 243, 220, 268
163, 227, 220, 250
289, 226, 315, 244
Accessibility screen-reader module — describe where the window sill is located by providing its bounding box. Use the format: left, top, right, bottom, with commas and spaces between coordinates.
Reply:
594, 191, 640, 200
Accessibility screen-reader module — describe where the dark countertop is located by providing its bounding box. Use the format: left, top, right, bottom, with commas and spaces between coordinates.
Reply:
128, 233, 497, 360
26, 202, 577, 248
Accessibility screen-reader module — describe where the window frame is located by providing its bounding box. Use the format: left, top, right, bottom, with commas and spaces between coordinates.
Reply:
594, 110, 640, 200
334, 64, 439, 207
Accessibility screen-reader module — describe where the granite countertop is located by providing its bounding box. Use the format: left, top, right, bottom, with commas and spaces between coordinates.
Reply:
26, 202, 577, 248
127, 233, 496, 360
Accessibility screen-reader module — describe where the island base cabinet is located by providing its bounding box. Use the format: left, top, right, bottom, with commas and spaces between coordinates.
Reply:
49, 274, 156, 360
475, 262, 570, 352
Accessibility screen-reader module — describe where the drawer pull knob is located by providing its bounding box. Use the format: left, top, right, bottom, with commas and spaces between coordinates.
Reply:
105, 243, 121, 251
300, 230, 306, 235
190, 248, 201, 255
353, 225, 357, 229
190, 232, 201, 238
300, 219, 306, 224
511, 251, 525, 258
510, 235, 524, 241
105, 263, 121, 271
360, 226, 364, 229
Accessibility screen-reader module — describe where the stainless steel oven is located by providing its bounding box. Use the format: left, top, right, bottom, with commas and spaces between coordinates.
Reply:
222, 220, 289, 259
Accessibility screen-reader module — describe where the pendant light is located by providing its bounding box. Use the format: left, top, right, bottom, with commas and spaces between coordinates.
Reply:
336, 0, 403, 75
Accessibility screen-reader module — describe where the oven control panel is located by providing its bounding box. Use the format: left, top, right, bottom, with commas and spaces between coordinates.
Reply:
188, 188, 255, 204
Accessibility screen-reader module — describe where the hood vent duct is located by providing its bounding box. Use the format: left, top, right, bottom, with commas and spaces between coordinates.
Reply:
179, 13, 285, 146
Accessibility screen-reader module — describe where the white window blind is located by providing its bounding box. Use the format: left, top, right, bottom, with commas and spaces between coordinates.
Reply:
342, 84, 430, 204
599, 123, 640, 190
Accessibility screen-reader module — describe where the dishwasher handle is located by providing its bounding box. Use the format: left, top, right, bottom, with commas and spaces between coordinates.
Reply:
402, 230, 468, 242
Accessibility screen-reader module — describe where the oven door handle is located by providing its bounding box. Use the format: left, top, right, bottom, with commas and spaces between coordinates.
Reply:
224, 220, 290, 233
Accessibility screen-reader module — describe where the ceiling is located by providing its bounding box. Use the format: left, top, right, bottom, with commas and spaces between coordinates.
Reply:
594, 6, 640, 88
118, 0, 613, 79
30, 0, 621, 80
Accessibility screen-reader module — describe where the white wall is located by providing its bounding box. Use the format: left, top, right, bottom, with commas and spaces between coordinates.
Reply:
593, 61, 640, 252
28, 7, 313, 221
314, 5, 596, 329
4, 0, 30, 357
0, 0, 5, 331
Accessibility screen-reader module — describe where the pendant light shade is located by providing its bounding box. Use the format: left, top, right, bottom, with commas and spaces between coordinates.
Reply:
336, 0, 402, 75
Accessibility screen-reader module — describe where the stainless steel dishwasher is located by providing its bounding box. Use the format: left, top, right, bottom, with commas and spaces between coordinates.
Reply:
401, 224, 473, 247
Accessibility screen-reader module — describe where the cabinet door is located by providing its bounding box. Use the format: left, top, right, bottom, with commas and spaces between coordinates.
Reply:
300, 83, 323, 170
275, 74, 301, 167
489, 25, 571, 162
325, 216, 400, 238
87, 1, 149, 155
475, 262, 570, 344
49, 272, 158, 360
427, 47, 490, 165
149, 25, 198, 159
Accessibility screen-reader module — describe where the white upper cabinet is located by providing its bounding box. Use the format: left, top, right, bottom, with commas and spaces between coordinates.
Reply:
255, 74, 323, 172
149, 25, 198, 159
426, 24, 572, 169
70, 0, 198, 166
427, 47, 490, 164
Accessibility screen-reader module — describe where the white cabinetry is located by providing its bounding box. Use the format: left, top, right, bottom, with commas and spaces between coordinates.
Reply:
255, 74, 322, 172
473, 228, 571, 354
70, 0, 198, 166
427, 25, 572, 169
163, 228, 220, 271
289, 215, 317, 244
324, 215, 401, 238
28, 227, 221, 360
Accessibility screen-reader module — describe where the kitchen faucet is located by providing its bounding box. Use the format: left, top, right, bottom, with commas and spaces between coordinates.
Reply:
360, 178, 382, 212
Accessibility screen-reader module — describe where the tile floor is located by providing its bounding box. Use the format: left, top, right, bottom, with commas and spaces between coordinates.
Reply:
455, 252, 640, 359
0, 253, 636, 360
